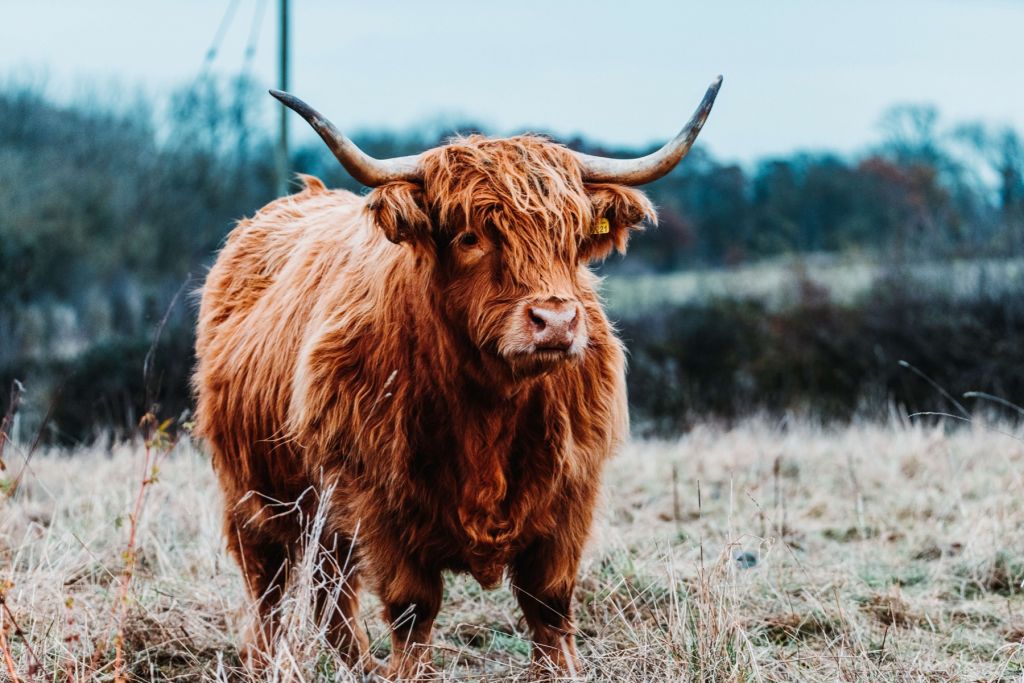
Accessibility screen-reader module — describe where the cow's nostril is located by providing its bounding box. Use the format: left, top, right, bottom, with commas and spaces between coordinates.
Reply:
528, 308, 547, 331
566, 310, 579, 331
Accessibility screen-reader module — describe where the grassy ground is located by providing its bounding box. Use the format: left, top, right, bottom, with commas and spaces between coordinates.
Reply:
1, 417, 1023, 681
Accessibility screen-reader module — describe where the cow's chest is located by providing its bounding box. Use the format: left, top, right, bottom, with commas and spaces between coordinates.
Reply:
406, 419, 563, 586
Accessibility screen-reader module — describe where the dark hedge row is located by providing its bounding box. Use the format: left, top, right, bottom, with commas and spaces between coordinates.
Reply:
1, 324, 195, 445
619, 280, 1024, 434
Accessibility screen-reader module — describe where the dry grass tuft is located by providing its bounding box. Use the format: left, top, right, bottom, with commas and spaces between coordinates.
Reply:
1, 417, 1023, 681
859, 588, 924, 628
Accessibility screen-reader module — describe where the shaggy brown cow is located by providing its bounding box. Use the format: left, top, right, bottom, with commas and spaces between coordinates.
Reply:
193, 77, 720, 677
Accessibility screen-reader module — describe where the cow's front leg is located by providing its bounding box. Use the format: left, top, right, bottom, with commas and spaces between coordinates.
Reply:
511, 537, 582, 673
376, 560, 443, 679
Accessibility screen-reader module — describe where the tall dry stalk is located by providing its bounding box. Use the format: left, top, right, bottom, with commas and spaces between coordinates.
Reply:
95, 413, 178, 683
0, 580, 43, 683
0, 381, 45, 682
0, 617, 21, 683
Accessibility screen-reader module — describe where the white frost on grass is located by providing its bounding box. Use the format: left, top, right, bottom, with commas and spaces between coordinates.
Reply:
1, 418, 1023, 681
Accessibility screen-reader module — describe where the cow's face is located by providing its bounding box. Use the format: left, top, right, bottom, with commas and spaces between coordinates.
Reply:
367, 136, 654, 377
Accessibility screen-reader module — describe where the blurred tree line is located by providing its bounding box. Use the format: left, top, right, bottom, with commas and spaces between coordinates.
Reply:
603, 104, 1024, 271
1, 77, 1022, 441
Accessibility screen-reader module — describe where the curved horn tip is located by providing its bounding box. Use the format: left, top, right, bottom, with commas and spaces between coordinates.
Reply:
269, 89, 301, 108
703, 76, 723, 102
710, 76, 723, 97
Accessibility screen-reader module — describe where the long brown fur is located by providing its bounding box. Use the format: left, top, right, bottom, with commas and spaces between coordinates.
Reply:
193, 134, 655, 677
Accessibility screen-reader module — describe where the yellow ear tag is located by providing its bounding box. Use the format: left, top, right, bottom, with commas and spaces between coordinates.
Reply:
593, 217, 611, 235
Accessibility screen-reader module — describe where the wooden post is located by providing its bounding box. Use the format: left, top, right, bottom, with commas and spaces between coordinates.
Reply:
274, 0, 290, 197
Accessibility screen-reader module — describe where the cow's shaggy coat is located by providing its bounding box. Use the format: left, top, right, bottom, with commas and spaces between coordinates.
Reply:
193, 135, 654, 676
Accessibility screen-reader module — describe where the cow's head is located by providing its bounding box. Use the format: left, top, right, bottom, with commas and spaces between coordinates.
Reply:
272, 78, 720, 378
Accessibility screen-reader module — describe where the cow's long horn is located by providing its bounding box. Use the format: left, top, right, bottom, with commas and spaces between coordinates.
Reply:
270, 90, 423, 187
575, 76, 722, 186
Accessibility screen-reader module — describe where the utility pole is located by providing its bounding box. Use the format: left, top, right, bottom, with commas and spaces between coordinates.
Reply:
275, 0, 290, 197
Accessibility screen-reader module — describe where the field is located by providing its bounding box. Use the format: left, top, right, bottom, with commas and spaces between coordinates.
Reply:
2, 418, 1023, 681
603, 255, 1024, 312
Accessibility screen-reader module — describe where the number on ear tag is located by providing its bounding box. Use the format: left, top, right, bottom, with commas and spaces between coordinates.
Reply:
592, 217, 611, 235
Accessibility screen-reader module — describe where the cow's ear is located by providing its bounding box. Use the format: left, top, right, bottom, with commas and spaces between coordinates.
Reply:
365, 182, 431, 244
583, 184, 656, 261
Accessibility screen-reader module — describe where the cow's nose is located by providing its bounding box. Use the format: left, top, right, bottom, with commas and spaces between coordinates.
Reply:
527, 300, 579, 351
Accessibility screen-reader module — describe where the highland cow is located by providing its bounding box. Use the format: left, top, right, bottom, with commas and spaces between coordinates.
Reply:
193, 77, 721, 677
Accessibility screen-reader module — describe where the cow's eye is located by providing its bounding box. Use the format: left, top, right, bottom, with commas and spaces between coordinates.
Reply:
457, 232, 479, 248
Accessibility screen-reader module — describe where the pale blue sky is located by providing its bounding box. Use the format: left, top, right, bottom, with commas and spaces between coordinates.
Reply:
3, 0, 1022, 162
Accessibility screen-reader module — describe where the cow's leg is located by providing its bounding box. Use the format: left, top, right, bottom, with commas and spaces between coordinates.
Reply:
311, 535, 371, 668
512, 538, 582, 673
225, 517, 291, 668
375, 561, 443, 679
